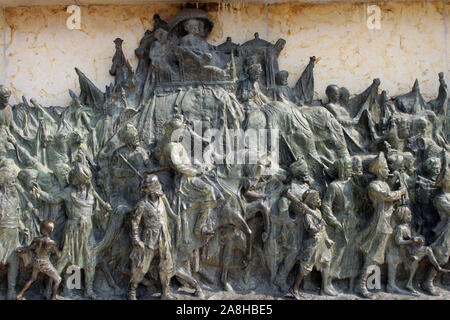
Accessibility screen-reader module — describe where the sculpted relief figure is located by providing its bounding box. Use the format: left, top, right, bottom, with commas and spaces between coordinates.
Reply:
274, 57, 316, 106
324, 84, 378, 148
128, 174, 179, 300
0, 158, 26, 300
237, 63, 271, 116
171, 9, 231, 81
156, 114, 216, 241
110, 38, 133, 92
356, 152, 407, 298
272, 157, 312, 290
416, 157, 441, 240
422, 164, 450, 296
284, 189, 334, 299
386, 205, 450, 296
16, 220, 62, 300
322, 156, 362, 293
274, 71, 297, 104
0, 86, 22, 160
36, 163, 112, 300
111, 123, 150, 211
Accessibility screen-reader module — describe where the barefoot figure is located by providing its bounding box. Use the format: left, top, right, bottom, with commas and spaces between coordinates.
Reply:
16, 220, 62, 300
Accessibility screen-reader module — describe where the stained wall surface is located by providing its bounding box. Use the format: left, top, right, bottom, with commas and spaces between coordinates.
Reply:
0, 1, 448, 106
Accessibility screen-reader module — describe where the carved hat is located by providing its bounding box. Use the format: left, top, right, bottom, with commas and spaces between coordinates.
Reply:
69, 162, 92, 186
302, 188, 320, 205
289, 157, 309, 178
119, 123, 139, 145
140, 173, 162, 193
164, 113, 184, 132
168, 8, 214, 38
369, 152, 388, 175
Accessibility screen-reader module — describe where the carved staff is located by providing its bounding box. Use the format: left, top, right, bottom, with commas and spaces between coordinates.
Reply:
118, 153, 144, 180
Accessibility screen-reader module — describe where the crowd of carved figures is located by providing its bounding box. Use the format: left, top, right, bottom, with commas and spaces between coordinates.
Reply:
1, 7, 450, 300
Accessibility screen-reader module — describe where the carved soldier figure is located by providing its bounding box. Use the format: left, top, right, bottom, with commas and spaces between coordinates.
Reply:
285, 189, 334, 299
94, 124, 151, 288
128, 174, 180, 300
378, 90, 396, 135
351, 156, 370, 193
356, 152, 406, 298
16, 220, 62, 300
237, 63, 272, 130
415, 118, 444, 161
0, 86, 20, 136
324, 85, 353, 126
111, 123, 150, 210
36, 162, 112, 299
156, 114, 216, 241
273, 157, 312, 290
69, 130, 93, 165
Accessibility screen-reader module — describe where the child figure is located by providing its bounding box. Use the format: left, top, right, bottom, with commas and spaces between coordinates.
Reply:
285, 189, 335, 299
386, 206, 450, 296
16, 220, 62, 300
